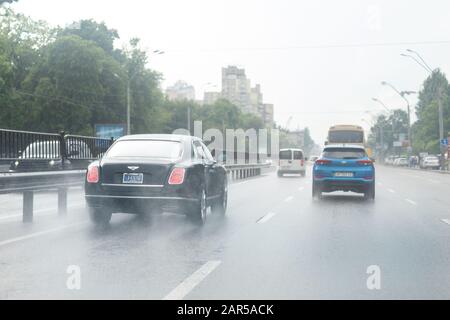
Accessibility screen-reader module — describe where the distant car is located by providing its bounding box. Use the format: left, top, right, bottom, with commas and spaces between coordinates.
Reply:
394, 158, 408, 167
312, 144, 375, 200
9, 140, 93, 172
421, 156, 440, 169
85, 134, 228, 225
277, 148, 306, 177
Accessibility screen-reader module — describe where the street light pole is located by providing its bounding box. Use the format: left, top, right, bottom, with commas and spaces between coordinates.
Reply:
126, 80, 131, 135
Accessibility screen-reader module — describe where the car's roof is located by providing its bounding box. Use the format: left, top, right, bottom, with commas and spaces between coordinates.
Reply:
280, 148, 304, 152
117, 134, 201, 142
323, 144, 366, 149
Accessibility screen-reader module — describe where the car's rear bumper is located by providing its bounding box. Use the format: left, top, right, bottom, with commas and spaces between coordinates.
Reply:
278, 169, 305, 173
85, 194, 198, 214
313, 178, 374, 193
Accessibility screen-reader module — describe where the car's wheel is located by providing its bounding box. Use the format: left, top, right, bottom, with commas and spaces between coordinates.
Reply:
277, 171, 283, 177
89, 207, 112, 225
212, 182, 228, 216
188, 188, 207, 225
364, 184, 375, 200
301, 171, 306, 177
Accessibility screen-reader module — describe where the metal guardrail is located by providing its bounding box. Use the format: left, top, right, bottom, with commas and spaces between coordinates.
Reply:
0, 129, 114, 172
225, 163, 271, 180
0, 170, 86, 222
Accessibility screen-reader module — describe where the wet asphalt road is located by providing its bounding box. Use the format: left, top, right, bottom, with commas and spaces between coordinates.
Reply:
0, 165, 450, 299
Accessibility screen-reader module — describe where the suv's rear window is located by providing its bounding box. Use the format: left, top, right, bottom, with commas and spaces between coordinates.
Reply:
106, 140, 182, 160
323, 148, 366, 160
279, 150, 292, 160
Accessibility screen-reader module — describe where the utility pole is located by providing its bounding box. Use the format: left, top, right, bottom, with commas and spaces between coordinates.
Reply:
127, 81, 131, 135
438, 86, 445, 169
187, 106, 191, 135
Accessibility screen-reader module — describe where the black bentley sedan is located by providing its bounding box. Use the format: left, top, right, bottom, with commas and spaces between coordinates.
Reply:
85, 134, 228, 225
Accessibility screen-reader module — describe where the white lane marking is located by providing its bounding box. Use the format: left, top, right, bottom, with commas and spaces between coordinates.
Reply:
405, 199, 418, 206
387, 188, 396, 193
442, 219, 450, 226
284, 196, 294, 203
0, 221, 88, 248
377, 182, 383, 187
428, 179, 439, 183
257, 212, 277, 224
163, 261, 221, 300
298, 187, 305, 192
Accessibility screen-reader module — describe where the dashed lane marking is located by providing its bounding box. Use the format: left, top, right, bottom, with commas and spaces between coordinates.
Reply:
257, 212, 277, 224
405, 199, 418, 206
163, 261, 222, 300
284, 196, 294, 203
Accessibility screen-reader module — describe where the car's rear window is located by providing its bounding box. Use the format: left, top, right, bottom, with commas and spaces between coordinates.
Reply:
323, 148, 366, 160
106, 140, 182, 160
279, 150, 292, 160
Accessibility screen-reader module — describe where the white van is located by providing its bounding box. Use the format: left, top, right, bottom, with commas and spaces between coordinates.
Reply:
278, 148, 306, 177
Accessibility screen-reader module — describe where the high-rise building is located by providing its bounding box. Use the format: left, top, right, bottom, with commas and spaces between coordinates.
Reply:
166, 80, 196, 101
221, 66, 254, 114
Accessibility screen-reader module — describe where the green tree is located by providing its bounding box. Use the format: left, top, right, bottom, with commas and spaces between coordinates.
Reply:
413, 69, 450, 154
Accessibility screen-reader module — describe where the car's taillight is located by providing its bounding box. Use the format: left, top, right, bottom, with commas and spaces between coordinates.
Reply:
87, 164, 99, 183
357, 160, 373, 166
168, 167, 186, 185
301, 160, 304, 166
315, 159, 331, 165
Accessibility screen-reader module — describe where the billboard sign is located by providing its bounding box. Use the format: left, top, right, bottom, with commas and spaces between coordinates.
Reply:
95, 124, 126, 140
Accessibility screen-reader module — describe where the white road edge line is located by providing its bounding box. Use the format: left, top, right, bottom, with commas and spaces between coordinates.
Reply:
163, 260, 221, 300
298, 187, 305, 192
441, 219, 450, 226
257, 212, 277, 224
0, 203, 85, 221
0, 221, 88, 247
387, 188, 396, 193
405, 199, 418, 206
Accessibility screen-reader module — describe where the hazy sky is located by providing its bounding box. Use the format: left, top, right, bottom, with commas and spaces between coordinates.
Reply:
11, 0, 450, 143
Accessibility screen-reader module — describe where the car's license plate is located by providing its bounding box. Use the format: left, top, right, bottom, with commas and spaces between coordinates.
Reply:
334, 172, 354, 177
123, 173, 144, 184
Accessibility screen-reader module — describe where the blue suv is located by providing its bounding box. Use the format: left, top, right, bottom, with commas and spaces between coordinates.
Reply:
313, 144, 375, 200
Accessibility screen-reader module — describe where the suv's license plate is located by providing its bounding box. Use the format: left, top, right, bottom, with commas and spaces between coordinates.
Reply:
334, 172, 354, 177
123, 173, 144, 184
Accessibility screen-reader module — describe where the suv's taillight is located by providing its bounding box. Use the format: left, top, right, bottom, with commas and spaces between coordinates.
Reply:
168, 167, 186, 185
301, 159, 304, 166
315, 159, 331, 165
87, 164, 99, 183
357, 160, 373, 166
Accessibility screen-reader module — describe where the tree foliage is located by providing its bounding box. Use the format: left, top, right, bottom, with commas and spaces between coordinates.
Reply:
0, 9, 271, 139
